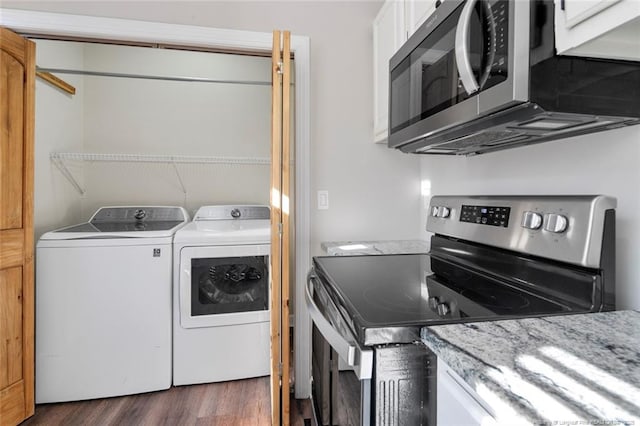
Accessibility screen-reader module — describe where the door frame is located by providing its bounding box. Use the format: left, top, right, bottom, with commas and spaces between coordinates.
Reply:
0, 8, 313, 399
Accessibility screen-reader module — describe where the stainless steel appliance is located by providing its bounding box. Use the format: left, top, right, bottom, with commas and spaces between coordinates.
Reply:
306, 195, 615, 425
388, 0, 640, 155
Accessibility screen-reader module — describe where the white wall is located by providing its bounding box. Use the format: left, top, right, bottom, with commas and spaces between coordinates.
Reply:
5, 0, 422, 255
419, 126, 640, 309
79, 43, 273, 217
33, 39, 85, 240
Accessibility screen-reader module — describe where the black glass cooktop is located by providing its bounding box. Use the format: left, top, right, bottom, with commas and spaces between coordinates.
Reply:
312, 254, 571, 346
315, 254, 436, 325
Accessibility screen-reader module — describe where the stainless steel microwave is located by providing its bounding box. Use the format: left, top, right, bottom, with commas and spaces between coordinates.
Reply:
388, 0, 640, 155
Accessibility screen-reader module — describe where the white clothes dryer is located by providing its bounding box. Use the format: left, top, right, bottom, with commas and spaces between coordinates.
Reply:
36, 206, 189, 403
173, 205, 271, 386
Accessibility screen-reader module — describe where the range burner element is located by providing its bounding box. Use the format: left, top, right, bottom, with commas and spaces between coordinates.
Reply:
460, 287, 531, 311
362, 286, 431, 316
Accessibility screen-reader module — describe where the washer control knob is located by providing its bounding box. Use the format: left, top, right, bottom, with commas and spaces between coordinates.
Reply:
437, 303, 450, 316
521, 211, 542, 230
438, 207, 451, 218
428, 297, 440, 310
431, 206, 440, 217
230, 208, 241, 219
544, 213, 568, 233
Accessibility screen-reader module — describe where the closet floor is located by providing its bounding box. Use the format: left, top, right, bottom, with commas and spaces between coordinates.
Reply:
21, 377, 311, 425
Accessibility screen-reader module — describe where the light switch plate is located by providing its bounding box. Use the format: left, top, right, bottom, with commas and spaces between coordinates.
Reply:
317, 190, 329, 210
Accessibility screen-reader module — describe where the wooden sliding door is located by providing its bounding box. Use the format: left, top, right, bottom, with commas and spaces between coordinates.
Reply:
270, 29, 292, 426
0, 27, 36, 426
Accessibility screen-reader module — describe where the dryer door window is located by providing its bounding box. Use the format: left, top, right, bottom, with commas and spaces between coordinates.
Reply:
191, 256, 269, 316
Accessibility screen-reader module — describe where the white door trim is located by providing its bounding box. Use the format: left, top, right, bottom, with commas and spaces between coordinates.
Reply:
0, 8, 312, 399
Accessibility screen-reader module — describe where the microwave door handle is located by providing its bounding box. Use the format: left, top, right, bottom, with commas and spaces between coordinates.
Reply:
455, 0, 480, 94
305, 271, 357, 366
478, 1, 497, 88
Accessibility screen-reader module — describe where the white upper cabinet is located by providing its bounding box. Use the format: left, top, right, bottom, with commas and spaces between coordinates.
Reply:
373, 0, 406, 143
555, 0, 640, 61
373, 0, 437, 143
407, 0, 438, 36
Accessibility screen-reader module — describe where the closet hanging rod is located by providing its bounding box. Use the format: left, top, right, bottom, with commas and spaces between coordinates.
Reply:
36, 67, 272, 86
51, 152, 272, 165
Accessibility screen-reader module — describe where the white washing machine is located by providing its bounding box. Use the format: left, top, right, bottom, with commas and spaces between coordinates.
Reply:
173, 205, 271, 386
36, 206, 189, 403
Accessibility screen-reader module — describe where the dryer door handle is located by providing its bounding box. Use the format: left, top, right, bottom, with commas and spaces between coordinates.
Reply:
179, 258, 194, 328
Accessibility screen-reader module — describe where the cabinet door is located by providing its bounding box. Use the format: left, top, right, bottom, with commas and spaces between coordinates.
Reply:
0, 27, 36, 426
555, 0, 640, 61
437, 359, 497, 426
406, 0, 437, 37
373, 0, 406, 143
562, 0, 622, 28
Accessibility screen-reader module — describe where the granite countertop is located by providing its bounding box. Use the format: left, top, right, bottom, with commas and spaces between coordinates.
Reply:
320, 239, 429, 256
421, 310, 640, 425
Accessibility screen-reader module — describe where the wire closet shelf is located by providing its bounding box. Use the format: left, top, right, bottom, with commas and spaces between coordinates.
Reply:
50, 152, 272, 195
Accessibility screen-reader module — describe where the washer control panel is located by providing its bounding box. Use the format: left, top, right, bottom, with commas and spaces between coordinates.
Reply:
91, 206, 187, 222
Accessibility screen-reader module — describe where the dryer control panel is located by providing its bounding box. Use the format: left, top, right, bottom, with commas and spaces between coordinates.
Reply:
194, 205, 270, 221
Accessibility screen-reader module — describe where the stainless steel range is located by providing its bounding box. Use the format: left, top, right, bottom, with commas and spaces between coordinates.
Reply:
306, 195, 616, 425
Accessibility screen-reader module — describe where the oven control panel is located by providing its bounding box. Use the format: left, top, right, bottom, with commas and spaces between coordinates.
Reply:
426, 195, 617, 268
460, 205, 510, 227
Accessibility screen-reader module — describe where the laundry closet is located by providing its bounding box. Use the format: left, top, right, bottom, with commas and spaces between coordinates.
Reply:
31, 37, 294, 404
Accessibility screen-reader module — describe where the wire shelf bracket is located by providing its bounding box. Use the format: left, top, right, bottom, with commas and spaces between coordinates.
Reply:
51, 153, 86, 195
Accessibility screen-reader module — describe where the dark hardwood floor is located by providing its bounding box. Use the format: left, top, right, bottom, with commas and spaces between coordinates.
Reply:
21, 377, 311, 426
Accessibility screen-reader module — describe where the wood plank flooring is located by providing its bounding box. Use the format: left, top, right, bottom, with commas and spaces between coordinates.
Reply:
21, 377, 311, 426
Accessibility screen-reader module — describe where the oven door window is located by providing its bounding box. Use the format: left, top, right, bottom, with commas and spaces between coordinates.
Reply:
390, 0, 509, 134
191, 256, 268, 316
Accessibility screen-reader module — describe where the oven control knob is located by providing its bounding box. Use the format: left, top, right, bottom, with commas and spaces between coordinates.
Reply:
437, 303, 450, 316
428, 297, 440, 310
230, 208, 241, 219
544, 213, 568, 233
438, 207, 451, 218
431, 206, 440, 217
521, 211, 542, 230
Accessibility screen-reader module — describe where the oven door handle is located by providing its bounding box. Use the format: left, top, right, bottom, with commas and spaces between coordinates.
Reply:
305, 270, 373, 380
305, 271, 356, 365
